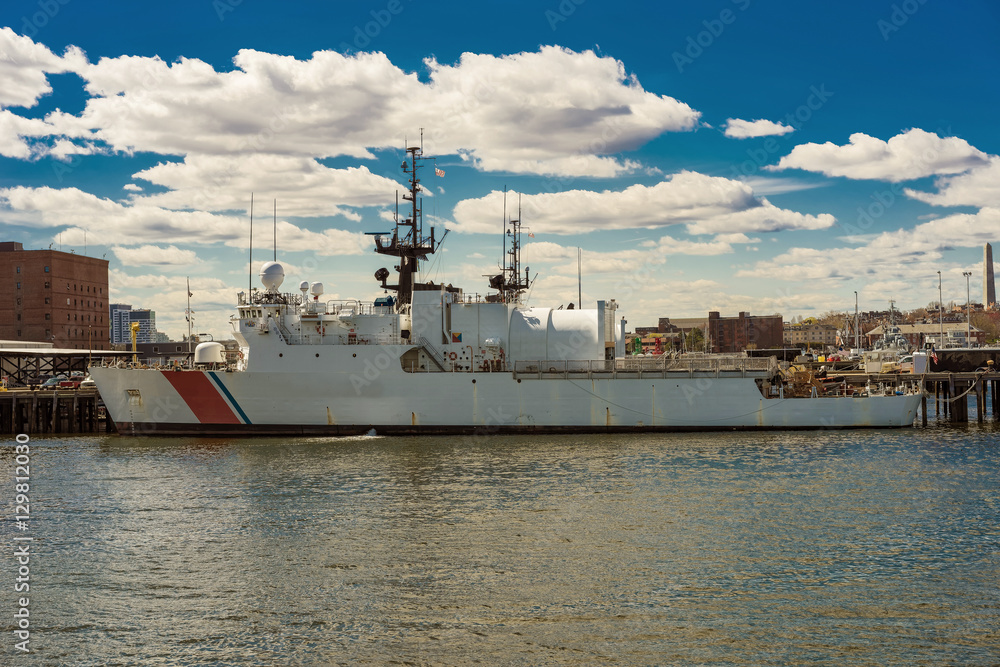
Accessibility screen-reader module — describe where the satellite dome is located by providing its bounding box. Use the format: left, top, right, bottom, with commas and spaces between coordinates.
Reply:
310, 282, 324, 298
259, 262, 284, 291
193, 341, 226, 365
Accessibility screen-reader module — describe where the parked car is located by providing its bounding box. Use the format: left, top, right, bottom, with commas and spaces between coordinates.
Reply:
40, 375, 67, 390
79, 376, 97, 389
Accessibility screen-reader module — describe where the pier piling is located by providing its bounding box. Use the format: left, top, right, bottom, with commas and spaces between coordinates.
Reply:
1, 389, 104, 435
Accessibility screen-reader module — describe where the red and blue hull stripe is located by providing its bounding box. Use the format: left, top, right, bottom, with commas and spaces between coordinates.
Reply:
161, 370, 252, 425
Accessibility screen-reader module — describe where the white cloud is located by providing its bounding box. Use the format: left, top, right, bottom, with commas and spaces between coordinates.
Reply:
0, 186, 371, 255
452, 171, 834, 236
112, 245, 200, 267
521, 234, 755, 278
737, 207, 1000, 283
769, 128, 989, 182
723, 118, 795, 139
0, 27, 86, 108
1, 39, 700, 177
0, 109, 52, 158
905, 156, 1000, 208
130, 154, 403, 217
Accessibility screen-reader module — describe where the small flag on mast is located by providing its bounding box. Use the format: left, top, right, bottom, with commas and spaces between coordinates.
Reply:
527, 232, 534, 238
435, 167, 445, 177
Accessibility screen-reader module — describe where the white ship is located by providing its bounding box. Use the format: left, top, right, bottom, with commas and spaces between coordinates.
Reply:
91, 145, 923, 435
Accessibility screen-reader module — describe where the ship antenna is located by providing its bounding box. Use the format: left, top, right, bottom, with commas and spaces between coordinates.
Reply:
273, 199, 277, 262
248, 193, 254, 294
502, 186, 508, 275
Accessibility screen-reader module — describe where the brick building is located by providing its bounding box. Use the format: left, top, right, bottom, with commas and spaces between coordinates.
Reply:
0, 242, 110, 349
783, 322, 839, 348
648, 312, 783, 353
706, 311, 784, 353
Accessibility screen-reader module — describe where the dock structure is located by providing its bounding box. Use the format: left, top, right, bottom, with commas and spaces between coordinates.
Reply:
1, 389, 109, 435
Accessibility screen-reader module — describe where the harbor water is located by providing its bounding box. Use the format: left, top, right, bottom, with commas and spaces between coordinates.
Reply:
2, 424, 999, 665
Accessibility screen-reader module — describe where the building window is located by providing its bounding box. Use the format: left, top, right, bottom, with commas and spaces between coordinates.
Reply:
44, 297, 50, 304
45, 329, 50, 338
67, 314, 71, 320
16, 297, 21, 305
45, 313, 51, 320
44, 266, 49, 273
44, 281, 50, 289
16, 314, 20, 321
16, 282, 20, 289
16, 330, 21, 337
16, 266, 20, 273
153, 346, 159, 353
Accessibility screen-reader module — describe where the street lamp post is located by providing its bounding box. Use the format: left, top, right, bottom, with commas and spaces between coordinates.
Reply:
963, 271, 972, 345
938, 270, 943, 344
854, 291, 859, 349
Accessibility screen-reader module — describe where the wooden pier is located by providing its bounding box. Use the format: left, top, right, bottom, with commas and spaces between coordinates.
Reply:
1, 389, 109, 435
917, 372, 999, 425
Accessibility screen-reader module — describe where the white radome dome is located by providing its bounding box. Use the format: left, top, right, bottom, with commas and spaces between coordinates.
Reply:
260, 262, 284, 291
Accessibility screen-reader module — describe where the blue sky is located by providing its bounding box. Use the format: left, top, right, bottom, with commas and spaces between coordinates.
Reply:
2, 0, 999, 339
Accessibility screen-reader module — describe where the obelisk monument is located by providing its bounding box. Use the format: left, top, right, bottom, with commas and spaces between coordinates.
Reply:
985, 243, 996, 309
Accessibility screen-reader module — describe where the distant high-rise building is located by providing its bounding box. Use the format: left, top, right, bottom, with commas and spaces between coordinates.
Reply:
109, 303, 158, 344
985, 243, 996, 309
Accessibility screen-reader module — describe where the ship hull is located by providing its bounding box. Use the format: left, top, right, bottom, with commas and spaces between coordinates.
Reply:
90, 363, 922, 436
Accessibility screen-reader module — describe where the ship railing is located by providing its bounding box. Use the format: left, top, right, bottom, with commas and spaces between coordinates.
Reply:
278, 332, 406, 346
325, 300, 381, 316
513, 355, 778, 379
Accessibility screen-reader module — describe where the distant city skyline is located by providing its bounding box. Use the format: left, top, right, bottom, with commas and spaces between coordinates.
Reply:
2, 2, 999, 340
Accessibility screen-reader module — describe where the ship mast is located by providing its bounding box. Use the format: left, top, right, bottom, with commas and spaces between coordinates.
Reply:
372, 138, 437, 306
489, 190, 531, 303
